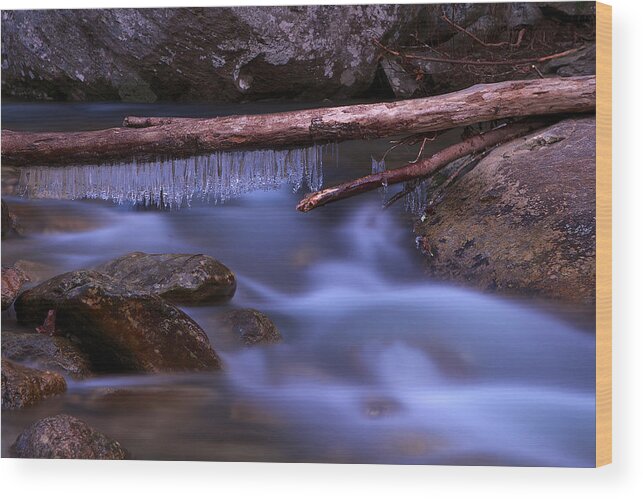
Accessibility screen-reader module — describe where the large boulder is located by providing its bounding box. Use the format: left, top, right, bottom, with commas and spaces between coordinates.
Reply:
1, 6, 419, 102
14, 270, 222, 372
94, 252, 236, 304
414, 117, 596, 304
10, 414, 128, 459
220, 308, 282, 346
1, 359, 67, 409
2, 265, 29, 310
2, 327, 93, 379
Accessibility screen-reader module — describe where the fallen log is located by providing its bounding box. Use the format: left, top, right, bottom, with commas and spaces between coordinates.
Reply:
296, 120, 549, 212
1, 76, 595, 167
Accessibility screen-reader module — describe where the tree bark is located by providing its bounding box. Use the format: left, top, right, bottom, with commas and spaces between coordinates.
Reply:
1, 76, 595, 167
296, 120, 548, 212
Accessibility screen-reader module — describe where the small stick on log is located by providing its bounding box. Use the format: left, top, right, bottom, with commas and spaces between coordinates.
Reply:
296, 120, 548, 212
2, 76, 595, 167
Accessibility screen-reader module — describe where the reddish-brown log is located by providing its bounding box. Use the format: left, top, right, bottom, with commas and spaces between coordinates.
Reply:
296, 120, 549, 212
1, 76, 595, 167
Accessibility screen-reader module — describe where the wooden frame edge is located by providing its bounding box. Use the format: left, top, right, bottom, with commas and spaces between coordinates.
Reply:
596, 1, 612, 467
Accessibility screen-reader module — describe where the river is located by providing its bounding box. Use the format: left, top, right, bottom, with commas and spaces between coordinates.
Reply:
1, 102, 595, 466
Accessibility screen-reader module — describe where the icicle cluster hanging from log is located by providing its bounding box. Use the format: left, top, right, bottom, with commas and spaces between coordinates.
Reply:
18, 144, 332, 209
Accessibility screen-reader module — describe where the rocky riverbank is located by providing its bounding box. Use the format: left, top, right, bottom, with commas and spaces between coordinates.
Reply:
414, 116, 596, 305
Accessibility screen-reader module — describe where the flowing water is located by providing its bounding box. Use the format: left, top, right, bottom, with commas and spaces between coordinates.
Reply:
1, 102, 595, 466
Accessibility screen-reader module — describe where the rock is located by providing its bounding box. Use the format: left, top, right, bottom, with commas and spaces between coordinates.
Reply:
543, 42, 596, 77
10, 414, 128, 459
1, 358, 67, 409
414, 117, 596, 304
94, 252, 236, 304
506, 3, 543, 29
4, 201, 103, 234
12, 259, 56, 285
544, 2, 596, 19
382, 4, 594, 96
1, 199, 20, 239
14, 270, 222, 372
1, 327, 93, 379
220, 308, 282, 346
406, 14, 506, 94
423, 3, 494, 44
1, 265, 30, 310
380, 57, 422, 99
1, 6, 419, 102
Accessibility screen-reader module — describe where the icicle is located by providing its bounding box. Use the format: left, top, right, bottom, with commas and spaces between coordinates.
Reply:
371, 155, 388, 203
404, 179, 430, 216
17, 143, 332, 210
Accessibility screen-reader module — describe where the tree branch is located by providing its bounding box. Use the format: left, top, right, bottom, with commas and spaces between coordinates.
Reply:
296, 120, 549, 213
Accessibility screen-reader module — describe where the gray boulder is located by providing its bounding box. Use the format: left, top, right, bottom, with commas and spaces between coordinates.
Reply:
94, 252, 236, 304
11, 414, 128, 459
1, 6, 419, 102
14, 270, 222, 372
414, 117, 596, 304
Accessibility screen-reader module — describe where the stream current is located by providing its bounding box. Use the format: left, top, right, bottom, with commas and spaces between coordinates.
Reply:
1, 102, 595, 465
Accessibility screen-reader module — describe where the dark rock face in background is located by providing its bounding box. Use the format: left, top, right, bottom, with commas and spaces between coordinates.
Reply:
414, 117, 596, 305
381, 2, 596, 97
0, 4, 597, 103
1, 5, 419, 102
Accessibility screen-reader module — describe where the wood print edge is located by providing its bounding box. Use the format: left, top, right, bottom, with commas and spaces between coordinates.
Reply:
596, 1, 612, 468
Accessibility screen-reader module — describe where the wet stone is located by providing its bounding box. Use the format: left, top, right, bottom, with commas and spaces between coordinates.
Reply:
10, 414, 129, 459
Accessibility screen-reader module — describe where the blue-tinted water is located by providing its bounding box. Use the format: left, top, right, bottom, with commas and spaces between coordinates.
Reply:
1, 103, 595, 465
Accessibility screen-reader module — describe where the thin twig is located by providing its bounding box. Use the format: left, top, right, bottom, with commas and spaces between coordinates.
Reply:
531, 64, 545, 79
373, 37, 582, 67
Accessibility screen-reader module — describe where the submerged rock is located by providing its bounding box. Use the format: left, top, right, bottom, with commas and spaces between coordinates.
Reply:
1, 6, 418, 102
14, 270, 222, 372
414, 117, 596, 304
2, 327, 93, 379
2, 201, 104, 234
220, 308, 283, 346
94, 252, 236, 304
11, 414, 128, 459
1, 199, 21, 239
1, 265, 30, 310
1, 358, 67, 409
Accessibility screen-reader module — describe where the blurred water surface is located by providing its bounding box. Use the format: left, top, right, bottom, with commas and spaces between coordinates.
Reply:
1, 102, 595, 465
